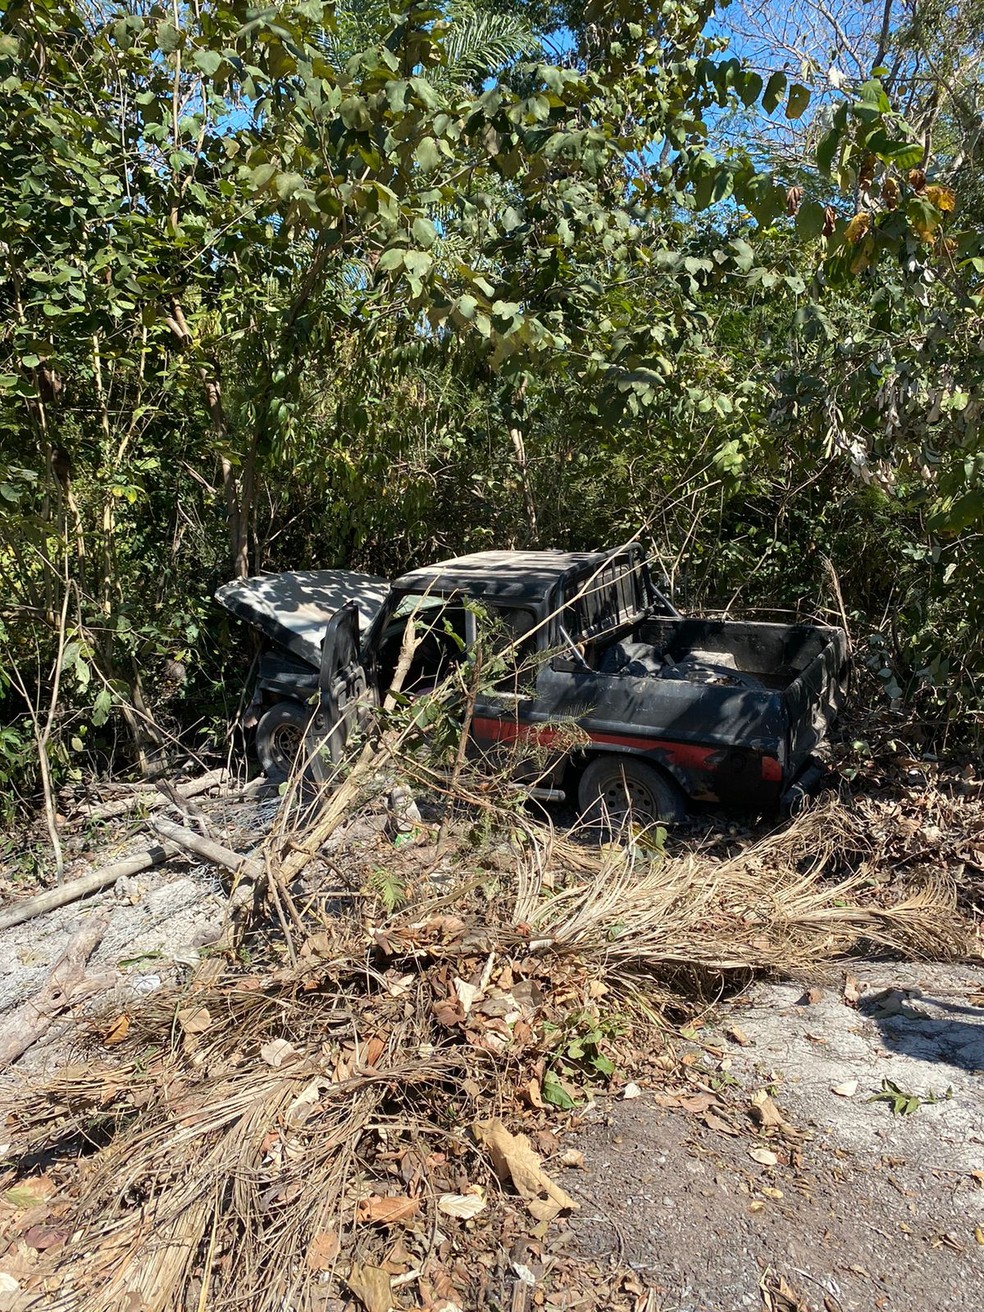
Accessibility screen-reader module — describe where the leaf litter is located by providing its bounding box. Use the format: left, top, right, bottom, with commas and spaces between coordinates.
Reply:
0, 740, 973, 1312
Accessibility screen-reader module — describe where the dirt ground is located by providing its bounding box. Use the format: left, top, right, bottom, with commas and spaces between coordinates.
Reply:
1, 777, 982, 1311
566, 962, 984, 1312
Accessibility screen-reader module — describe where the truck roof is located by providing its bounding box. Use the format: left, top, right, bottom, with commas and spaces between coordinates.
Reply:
391, 549, 620, 603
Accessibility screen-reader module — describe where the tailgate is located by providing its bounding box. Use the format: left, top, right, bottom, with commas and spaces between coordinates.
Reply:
783, 626, 849, 772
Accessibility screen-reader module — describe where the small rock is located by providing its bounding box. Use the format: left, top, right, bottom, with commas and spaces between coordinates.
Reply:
170, 946, 201, 968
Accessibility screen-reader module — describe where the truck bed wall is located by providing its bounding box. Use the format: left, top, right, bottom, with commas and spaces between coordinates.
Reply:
635, 617, 831, 680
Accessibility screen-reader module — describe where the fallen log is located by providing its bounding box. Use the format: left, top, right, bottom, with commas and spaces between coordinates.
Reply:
0, 913, 114, 1068
71, 768, 229, 826
0, 842, 178, 932
145, 815, 264, 882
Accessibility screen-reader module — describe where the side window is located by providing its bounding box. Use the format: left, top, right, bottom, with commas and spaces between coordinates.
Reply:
379, 594, 468, 690
562, 557, 641, 645
486, 606, 538, 692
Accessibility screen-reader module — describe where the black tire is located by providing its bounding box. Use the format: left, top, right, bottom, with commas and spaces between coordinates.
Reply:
577, 755, 687, 831
255, 701, 312, 782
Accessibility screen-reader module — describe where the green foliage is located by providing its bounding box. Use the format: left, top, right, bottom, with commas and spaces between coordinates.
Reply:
541, 1008, 622, 1106
5, 0, 984, 812
366, 866, 407, 914
0, 720, 32, 822
868, 1078, 953, 1116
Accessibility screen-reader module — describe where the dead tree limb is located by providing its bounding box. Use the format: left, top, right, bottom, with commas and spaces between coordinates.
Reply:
0, 842, 177, 932
0, 913, 112, 1068
70, 769, 229, 826
155, 779, 212, 836
145, 815, 264, 882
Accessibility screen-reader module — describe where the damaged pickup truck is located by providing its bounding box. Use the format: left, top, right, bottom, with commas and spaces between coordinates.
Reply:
216, 545, 848, 826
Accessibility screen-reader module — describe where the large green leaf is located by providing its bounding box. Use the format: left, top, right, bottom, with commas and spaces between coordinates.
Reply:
762, 71, 786, 114
785, 84, 810, 120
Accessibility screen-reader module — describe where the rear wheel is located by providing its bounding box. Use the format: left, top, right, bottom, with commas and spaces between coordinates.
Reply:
255, 701, 311, 782
577, 756, 686, 831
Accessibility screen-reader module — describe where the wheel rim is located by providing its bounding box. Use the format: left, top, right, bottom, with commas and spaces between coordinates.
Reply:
598, 770, 660, 824
271, 722, 304, 768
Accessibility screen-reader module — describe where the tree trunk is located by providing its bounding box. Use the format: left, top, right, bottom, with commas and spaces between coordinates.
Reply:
166, 299, 249, 578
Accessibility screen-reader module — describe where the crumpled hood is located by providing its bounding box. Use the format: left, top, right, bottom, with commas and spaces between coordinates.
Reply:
215, 569, 390, 668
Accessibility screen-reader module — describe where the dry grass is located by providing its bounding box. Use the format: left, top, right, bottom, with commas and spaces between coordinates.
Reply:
523, 801, 962, 980
0, 770, 973, 1312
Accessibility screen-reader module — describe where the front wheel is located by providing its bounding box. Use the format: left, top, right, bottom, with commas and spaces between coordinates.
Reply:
255, 701, 312, 782
577, 756, 686, 831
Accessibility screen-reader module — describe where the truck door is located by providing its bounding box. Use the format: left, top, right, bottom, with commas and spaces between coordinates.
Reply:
470, 605, 563, 780
305, 601, 370, 782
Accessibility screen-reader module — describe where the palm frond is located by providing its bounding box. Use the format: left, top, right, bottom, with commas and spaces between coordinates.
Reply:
442, 4, 539, 83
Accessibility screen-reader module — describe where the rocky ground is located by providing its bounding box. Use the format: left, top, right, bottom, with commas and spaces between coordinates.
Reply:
568, 963, 984, 1312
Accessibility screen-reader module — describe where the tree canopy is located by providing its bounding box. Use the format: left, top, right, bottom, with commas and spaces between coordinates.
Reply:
2, 0, 983, 803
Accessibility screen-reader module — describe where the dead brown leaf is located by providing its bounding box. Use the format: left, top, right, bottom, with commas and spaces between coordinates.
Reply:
21, 1225, 68, 1252
759, 1267, 809, 1312
749, 1147, 779, 1167
679, 1093, 718, 1115
726, 1025, 750, 1046
347, 1262, 392, 1312
356, 1195, 420, 1226
300, 933, 334, 960
259, 1038, 301, 1068
472, 1118, 579, 1222
360, 1036, 386, 1068
306, 1231, 340, 1271
843, 974, 861, 1004
383, 1236, 413, 1273
535, 1129, 559, 1159
101, 1014, 131, 1046
176, 1006, 211, 1035
701, 1110, 739, 1136
437, 1192, 486, 1219
749, 1090, 791, 1132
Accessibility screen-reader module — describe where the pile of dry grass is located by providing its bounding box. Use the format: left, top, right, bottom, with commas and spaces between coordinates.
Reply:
523, 801, 961, 978
0, 778, 972, 1312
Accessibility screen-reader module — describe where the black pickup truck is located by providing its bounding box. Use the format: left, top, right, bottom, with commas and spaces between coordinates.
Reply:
216, 546, 848, 825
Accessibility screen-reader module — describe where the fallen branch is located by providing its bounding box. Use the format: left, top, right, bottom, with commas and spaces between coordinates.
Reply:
146, 815, 264, 882
0, 913, 113, 1068
155, 779, 212, 836
71, 769, 229, 827
0, 842, 177, 932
